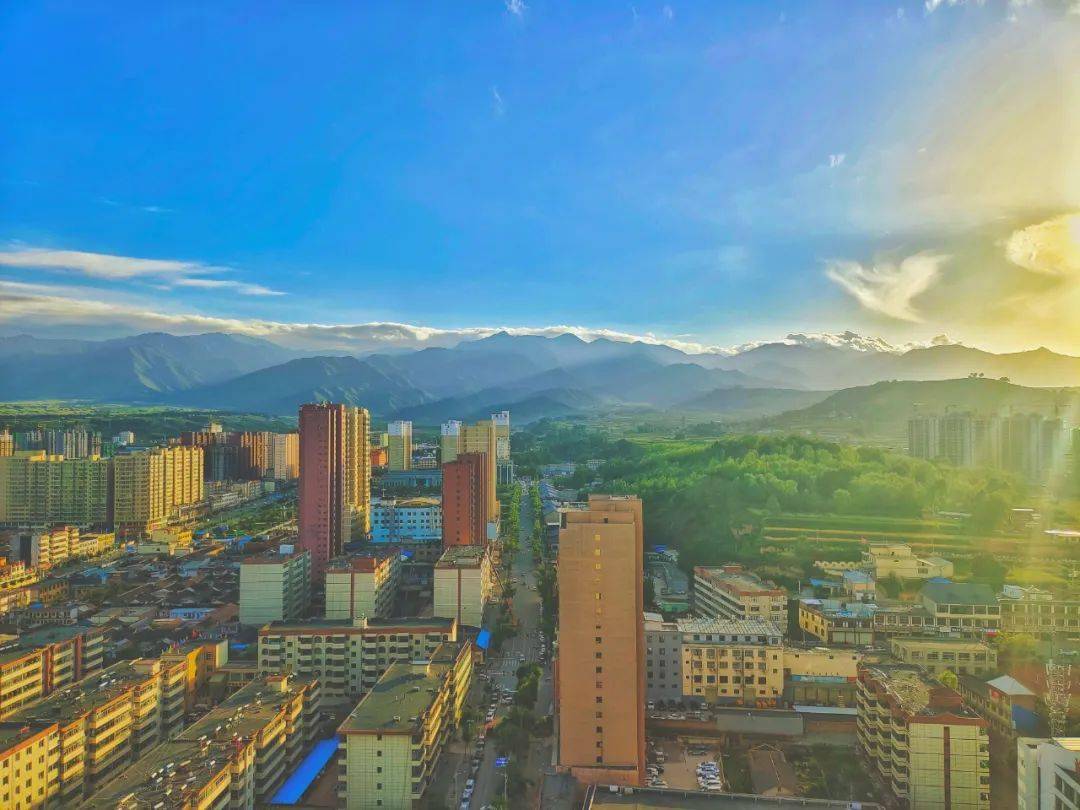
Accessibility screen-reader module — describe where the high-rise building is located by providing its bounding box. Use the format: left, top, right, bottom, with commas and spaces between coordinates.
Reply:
442, 453, 488, 547
298, 403, 371, 580
0, 451, 110, 527
239, 547, 311, 625
0, 430, 12, 458
387, 420, 413, 471
440, 419, 498, 524
492, 410, 511, 461
857, 664, 990, 809
111, 445, 204, 538
557, 494, 645, 787
269, 431, 300, 480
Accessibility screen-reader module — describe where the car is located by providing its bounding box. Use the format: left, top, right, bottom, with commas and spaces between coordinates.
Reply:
459, 801, 470, 810
465, 779, 475, 791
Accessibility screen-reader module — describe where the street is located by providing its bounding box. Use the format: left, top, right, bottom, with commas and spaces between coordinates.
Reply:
448, 481, 554, 810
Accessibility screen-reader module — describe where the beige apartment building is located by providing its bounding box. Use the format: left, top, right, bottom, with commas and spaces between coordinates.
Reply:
0, 561, 37, 594
387, 420, 413, 471
433, 544, 492, 628
783, 646, 862, 707
557, 495, 645, 787
857, 664, 990, 809
0, 626, 106, 719
798, 599, 875, 645
889, 637, 998, 677
693, 564, 788, 626
0, 451, 110, 526
999, 584, 1080, 637
269, 430, 300, 480
680, 618, 784, 706
338, 642, 472, 810
864, 543, 953, 581
0, 657, 188, 807
239, 547, 311, 625
112, 445, 204, 539
325, 553, 401, 620
8, 526, 116, 571
258, 616, 458, 701
86, 672, 322, 810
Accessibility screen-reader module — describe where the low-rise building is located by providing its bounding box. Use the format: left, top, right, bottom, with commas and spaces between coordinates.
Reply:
692, 564, 787, 626
919, 581, 1001, 635
958, 674, 1043, 738
889, 637, 997, 678
1017, 737, 1080, 810
85, 672, 322, 810
679, 617, 783, 706
239, 546, 311, 625
798, 599, 875, 645
433, 544, 492, 628
258, 616, 458, 701
325, 552, 401, 620
999, 584, 1080, 638
371, 497, 442, 543
857, 663, 990, 809
338, 642, 472, 810
783, 645, 861, 707
864, 543, 953, 581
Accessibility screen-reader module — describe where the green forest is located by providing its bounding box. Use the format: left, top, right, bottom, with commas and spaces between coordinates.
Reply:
516, 422, 1028, 573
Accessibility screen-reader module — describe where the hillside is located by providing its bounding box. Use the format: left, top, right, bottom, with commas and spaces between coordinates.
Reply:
765, 378, 1080, 446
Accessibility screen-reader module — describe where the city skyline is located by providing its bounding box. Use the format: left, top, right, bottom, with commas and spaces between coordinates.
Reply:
2, 1, 1078, 355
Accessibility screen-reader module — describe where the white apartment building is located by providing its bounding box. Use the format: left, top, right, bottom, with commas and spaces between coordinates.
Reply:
371, 497, 442, 543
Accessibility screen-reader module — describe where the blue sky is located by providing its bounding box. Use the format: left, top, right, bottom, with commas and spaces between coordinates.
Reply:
1, 1, 1078, 354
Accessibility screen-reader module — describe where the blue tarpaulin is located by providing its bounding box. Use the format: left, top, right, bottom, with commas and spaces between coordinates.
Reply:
269, 737, 339, 804
476, 629, 492, 650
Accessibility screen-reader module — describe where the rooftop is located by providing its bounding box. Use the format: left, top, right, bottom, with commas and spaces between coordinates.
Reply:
676, 617, 784, 638
863, 664, 979, 720
241, 547, 309, 565
695, 564, 785, 596
339, 645, 460, 735
4, 661, 151, 729
435, 545, 489, 568
261, 615, 456, 634
921, 581, 997, 606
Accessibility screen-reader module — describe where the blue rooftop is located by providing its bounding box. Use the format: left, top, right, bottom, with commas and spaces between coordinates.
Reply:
269, 736, 339, 804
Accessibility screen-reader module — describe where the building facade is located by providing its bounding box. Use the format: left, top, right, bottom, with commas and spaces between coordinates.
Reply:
387, 420, 413, 471
112, 445, 204, 539
889, 637, 998, 678
325, 553, 401, 620
557, 495, 645, 787
441, 453, 488, 547
433, 545, 492, 628
298, 403, 371, 580
0, 451, 110, 527
371, 497, 442, 543
693, 564, 787, 626
679, 618, 783, 706
239, 547, 311, 626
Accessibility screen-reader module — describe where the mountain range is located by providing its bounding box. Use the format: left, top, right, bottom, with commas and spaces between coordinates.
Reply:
2, 330, 1080, 424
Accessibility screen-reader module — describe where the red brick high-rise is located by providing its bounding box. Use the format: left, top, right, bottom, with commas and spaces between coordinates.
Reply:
298, 403, 370, 580
441, 452, 488, 547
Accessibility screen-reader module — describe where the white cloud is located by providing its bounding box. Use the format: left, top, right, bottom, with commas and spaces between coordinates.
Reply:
504, 0, 527, 16
1003, 212, 1080, 276
825, 253, 949, 322
662, 4, 675, 19
173, 278, 286, 296
0, 245, 283, 295
0, 247, 219, 280
828, 153, 846, 169
491, 85, 505, 117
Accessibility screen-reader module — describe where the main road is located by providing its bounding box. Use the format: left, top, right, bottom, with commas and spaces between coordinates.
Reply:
466, 481, 554, 810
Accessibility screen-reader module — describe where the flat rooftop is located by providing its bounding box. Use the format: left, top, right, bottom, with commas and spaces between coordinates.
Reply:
4, 660, 150, 729
262, 615, 455, 633
695, 565, 784, 595
85, 674, 317, 809
435, 545, 489, 568
676, 617, 783, 638
339, 661, 444, 735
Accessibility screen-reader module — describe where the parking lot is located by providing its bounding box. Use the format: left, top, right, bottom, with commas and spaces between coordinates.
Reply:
646, 738, 726, 793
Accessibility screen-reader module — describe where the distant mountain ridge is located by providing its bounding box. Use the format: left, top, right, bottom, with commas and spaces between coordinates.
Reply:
3, 329, 1079, 423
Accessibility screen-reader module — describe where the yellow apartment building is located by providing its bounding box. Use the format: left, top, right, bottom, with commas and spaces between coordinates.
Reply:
889, 637, 998, 677
857, 664, 990, 809
0, 626, 106, 719
112, 445, 204, 539
0, 451, 109, 526
387, 420, 413, 471
679, 618, 784, 706
258, 616, 458, 701
338, 642, 472, 809
85, 673, 322, 810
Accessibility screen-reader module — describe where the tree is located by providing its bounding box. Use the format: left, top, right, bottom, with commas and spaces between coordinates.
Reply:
938, 669, 959, 690
643, 576, 656, 609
